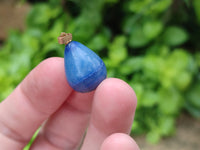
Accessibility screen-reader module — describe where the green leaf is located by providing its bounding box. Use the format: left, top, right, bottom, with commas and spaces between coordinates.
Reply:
185, 101, 200, 119
128, 0, 172, 15
164, 49, 190, 72
159, 117, 175, 136
27, 4, 51, 28
119, 57, 143, 75
42, 43, 63, 57
159, 49, 195, 90
143, 55, 164, 80
141, 90, 159, 107
184, 0, 191, 7
128, 25, 150, 48
143, 21, 163, 40
47, 19, 65, 40
163, 26, 189, 46
174, 71, 192, 91
105, 0, 118, 3
27, 4, 62, 29
128, 0, 151, 13
195, 52, 200, 67
146, 130, 161, 144
130, 82, 144, 106
87, 34, 108, 51
186, 81, 200, 108
7, 30, 23, 52
68, 13, 100, 42
158, 88, 183, 115
108, 36, 128, 66
86, 28, 111, 51
149, 0, 172, 13
193, 0, 200, 24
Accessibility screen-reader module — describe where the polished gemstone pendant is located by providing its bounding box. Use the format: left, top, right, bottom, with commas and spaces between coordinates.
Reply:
58, 32, 107, 93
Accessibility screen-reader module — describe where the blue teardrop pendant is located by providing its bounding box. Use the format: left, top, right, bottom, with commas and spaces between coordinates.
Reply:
58, 33, 107, 93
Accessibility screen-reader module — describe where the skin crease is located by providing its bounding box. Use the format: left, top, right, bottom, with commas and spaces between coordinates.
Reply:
0, 57, 140, 150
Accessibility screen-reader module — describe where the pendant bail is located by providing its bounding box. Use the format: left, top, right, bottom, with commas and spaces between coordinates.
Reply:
58, 32, 72, 45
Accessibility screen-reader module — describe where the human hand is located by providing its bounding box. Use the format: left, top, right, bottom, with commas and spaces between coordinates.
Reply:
0, 58, 139, 150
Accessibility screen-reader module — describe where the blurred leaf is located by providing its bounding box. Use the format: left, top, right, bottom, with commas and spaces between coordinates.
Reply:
7, 30, 23, 52
21, 34, 40, 54
128, 0, 151, 13
27, 4, 52, 28
185, 101, 200, 119
143, 55, 164, 80
119, 57, 143, 75
174, 71, 192, 91
158, 88, 183, 115
159, 117, 175, 136
106, 68, 116, 77
68, 12, 101, 42
149, 0, 172, 14
42, 43, 63, 57
47, 19, 65, 40
87, 34, 108, 51
131, 82, 144, 107
166, 49, 190, 71
143, 21, 163, 40
195, 52, 200, 67
184, 0, 191, 7
193, 0, 200, 24
128, 0, 172, 15
122, 15, 138, 34
105, 0, 118, 3
146, 130, 161, 144
186, 81, 200, 108
163, 26, 189, 46
68, 0, 105, 42
86, 28, 111, 51
26, 28, 44, 39
108, 36, 127, 66
141, 90, 159, 107
128, 25, 150, 48
174, 72, 192, 90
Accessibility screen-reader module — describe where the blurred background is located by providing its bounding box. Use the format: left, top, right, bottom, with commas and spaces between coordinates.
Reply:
0, 0, 200, 149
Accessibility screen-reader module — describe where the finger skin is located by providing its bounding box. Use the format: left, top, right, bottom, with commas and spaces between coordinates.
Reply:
31, 78, 137, 150
100, 133, 140, 150
0, 57, 72, 149
81, 78, 137, 150
30, 91, 94, 150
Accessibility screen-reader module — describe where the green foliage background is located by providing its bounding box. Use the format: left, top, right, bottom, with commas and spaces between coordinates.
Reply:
0, 0, 200, 145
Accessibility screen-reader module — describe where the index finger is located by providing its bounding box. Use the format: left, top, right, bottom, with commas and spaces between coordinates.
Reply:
0, 57, 72, 149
